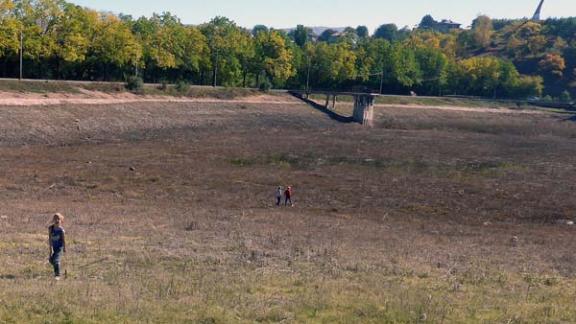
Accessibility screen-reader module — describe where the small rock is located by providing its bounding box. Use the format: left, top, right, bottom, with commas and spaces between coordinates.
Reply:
483, 221, 492, 226
0, 215, 7, 220
129, 166, 136, 171
510, 236, 519, 246
420, 312, 428, 321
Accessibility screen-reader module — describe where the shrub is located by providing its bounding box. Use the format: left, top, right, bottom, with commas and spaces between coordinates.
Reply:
259, 77, 272, 92
158, 79, 168, 91
125, 76, 144, 92
508, 75, 543, 99
175, 81, 190, 95
560, 90, 572, 102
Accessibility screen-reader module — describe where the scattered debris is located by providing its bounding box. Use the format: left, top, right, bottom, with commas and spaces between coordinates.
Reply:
555, 219, 574, 226
185, 221, 199, 231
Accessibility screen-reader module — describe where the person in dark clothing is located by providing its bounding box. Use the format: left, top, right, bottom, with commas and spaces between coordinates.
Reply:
284, 186, 293, 207
48, 213, 66, 280
275, 186, 283, 206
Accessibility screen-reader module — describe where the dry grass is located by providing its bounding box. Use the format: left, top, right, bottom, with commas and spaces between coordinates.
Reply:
308, 94, 534, 110
0, 79, 261, 99
1, 94, 576, 323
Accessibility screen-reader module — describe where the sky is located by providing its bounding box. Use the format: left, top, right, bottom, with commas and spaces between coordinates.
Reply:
70, 0, 575, 33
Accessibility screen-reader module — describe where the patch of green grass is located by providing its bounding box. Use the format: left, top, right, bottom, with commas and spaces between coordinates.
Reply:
230, 154, 301, 168
230, 158, 255, 167
230, 153, 524, 179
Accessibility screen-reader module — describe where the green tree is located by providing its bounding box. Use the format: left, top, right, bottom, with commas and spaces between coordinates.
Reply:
390, 43, 421, 88
374, 24, 398, 41
513, 21, 547, 56
201, 16, 246, 86
458, 56, 502, 97
311, 42, 357, 87
339, 27, 359, 45
414, 46, 448, 94
18, 0, 62, 63
0, 0, 20, 58
419, 15, 436, 29
53, 3, 97, 72
355, 25, 369, 39
318, 29, 337, 43
291, 25, 312, 48
471, 15, 493, 49
91, 13, 142, 79
251, 24, 268, 36
254, 30, 294, 85
539, 53, 566, 78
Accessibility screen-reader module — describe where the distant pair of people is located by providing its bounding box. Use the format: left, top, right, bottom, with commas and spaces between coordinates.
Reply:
275, 186, 293, 207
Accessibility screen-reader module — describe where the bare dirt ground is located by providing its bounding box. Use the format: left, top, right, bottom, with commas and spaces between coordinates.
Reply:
0, 93, 576, 323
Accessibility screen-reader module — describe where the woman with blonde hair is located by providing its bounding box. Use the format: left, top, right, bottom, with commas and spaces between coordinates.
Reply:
48, 213, 66, 280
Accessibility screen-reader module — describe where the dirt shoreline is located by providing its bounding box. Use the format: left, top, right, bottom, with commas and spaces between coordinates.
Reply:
0, 90, 550, 115
0, 90, 298, 106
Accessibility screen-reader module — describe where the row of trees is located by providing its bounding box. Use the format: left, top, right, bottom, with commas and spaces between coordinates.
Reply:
0, 0, 548, 98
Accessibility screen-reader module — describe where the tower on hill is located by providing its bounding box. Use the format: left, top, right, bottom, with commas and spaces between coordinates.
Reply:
532, 0, 545, 21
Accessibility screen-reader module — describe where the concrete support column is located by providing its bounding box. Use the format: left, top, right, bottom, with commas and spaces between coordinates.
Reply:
352, 95, 375, 126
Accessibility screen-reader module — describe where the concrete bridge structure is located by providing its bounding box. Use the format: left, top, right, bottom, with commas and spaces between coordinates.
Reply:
290, 91, 378, 126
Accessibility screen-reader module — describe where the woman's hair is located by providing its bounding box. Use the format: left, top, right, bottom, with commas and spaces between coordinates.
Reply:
52, 213, 65, 224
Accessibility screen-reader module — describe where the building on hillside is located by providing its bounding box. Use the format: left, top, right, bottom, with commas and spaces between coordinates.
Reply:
419, 15, 462, 33
434, 20, 462, 32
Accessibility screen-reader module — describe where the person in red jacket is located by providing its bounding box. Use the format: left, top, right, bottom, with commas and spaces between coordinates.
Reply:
284, 186, 293, 207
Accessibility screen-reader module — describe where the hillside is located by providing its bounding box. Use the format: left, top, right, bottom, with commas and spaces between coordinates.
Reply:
460, 17, 576, 98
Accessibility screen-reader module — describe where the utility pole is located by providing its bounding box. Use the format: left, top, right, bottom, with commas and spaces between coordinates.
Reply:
305, 55, 311, 97
212, 50, 218, 87
379, 69, 384, 94
19, 29, 23, 80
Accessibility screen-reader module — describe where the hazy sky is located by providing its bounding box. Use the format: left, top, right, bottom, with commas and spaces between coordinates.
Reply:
70, 0, 574, 32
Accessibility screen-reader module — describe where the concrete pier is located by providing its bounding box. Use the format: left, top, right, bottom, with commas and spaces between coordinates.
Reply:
352, 94, 375, 126
289, 90, 377, 126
